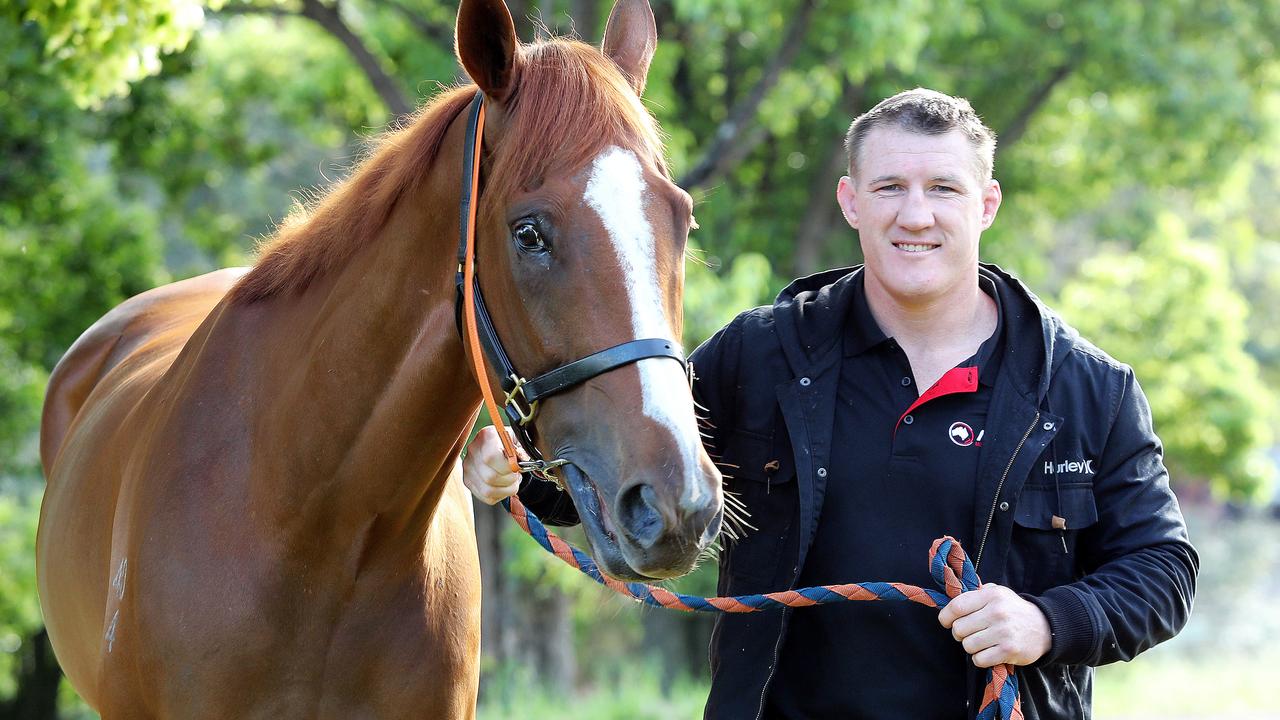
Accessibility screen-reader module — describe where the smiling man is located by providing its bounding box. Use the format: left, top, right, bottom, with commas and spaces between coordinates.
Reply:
464, 88, 1198, 719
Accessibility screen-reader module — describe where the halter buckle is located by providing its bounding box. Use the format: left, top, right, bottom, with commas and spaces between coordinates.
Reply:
504, 374, 540, 426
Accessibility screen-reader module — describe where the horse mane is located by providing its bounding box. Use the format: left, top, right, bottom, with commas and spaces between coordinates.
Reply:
229, 38, 665, 305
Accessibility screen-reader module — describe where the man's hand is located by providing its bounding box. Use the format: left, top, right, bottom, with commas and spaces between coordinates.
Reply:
461, 426, 525, 505
938, 584, 1052, 667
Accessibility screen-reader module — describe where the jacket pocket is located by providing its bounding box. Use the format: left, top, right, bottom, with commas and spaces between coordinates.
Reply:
719, 429, 796, 587
1009, 483, 1098, 594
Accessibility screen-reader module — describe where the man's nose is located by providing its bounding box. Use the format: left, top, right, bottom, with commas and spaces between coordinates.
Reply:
897, 189, 935, 231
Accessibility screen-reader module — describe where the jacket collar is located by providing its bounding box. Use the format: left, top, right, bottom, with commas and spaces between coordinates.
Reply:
771, 263, 1072, 404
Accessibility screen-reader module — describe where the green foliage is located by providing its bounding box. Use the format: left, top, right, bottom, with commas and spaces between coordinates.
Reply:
1056, 216, 1275, 501
100, 16, 394, 270
0, 487, 42, 701
0, 14, 166, 370
0, 347, 45, 478
15, 0, 215, 107
682, 245, 776, 349
0, 180, 165, 369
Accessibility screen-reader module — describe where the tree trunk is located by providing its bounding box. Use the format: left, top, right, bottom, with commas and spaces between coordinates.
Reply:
1, 628, 61, 720
525, 588, 576, 694
678, 0, 817, 191
298, 0, 412, 118
793, 78, 865, 276
475, 500, 516, 702
997, 59, 1076, 158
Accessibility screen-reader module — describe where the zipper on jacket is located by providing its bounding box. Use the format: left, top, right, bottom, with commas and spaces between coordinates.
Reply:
755, 609, 791, 719
974, 411, 1039, 572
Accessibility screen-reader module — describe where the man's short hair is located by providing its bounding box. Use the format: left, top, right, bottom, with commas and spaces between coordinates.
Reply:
845, 88, 997, 182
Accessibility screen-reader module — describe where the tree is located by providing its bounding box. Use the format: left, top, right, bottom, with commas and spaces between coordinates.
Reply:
1, 13, 169, 714
16, 0, 213, 107
1056, 215, 1275, 501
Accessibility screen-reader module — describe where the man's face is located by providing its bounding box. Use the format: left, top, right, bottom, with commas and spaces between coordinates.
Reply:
836, 126, 1001, 307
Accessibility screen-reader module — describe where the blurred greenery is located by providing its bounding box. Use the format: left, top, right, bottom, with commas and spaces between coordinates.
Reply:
3, 0, 1278, 716
1057, 217, 1276, 500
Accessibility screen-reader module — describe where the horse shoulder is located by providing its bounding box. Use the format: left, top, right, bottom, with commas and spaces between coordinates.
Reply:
41, 268, 250, 474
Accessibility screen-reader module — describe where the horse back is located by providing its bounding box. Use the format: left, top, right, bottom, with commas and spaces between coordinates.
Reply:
36, 267, 248, 704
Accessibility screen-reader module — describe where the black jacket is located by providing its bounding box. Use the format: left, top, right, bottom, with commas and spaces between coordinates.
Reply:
690, 265, 1198, 719
518, 264, 1197, 719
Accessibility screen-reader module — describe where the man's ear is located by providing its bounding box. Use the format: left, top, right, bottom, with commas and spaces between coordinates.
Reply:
456, 0, 520, 102
601, 0, 657, 95
981, 179, 1002, 230
836, 176, 859, 229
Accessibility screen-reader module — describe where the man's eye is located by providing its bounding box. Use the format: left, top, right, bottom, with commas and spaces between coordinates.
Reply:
512, 222, 548, 253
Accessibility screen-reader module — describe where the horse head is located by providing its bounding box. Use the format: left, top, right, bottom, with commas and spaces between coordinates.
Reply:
456, 0, 723, 581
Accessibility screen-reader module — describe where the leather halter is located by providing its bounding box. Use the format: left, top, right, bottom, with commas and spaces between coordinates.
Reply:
455, 91, 687, 483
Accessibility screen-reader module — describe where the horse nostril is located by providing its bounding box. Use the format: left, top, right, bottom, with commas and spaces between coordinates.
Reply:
617, 483, 666, 549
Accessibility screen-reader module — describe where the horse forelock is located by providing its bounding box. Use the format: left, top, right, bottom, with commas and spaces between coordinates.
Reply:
230, 37, 664, 306
486, 39, 667, 202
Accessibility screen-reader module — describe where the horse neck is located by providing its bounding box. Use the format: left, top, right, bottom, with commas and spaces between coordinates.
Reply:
243, 117, 482, 545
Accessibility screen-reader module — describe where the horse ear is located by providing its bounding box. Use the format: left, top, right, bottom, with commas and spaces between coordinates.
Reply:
456, 0, 520, 102
601, 0, 657, 95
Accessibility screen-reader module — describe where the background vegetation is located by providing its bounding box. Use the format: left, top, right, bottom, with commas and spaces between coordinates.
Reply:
2, 0, 1278, 717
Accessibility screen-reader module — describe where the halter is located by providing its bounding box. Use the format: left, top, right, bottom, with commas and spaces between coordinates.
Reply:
455, 90, 687, 484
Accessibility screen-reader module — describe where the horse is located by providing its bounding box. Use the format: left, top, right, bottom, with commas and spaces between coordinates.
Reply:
35, 0, 723, 715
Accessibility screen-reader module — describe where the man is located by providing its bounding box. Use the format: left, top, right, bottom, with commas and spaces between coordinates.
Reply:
463, 88, 1198, 719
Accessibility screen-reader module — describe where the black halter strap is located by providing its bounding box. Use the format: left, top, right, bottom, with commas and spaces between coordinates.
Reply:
453, 91, 687, 471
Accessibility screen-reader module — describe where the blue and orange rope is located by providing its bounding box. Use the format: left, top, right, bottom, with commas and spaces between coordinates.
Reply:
502, 495, 1023, 720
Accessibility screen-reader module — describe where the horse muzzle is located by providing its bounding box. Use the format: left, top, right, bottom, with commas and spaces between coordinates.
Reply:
559, 462, 722, 581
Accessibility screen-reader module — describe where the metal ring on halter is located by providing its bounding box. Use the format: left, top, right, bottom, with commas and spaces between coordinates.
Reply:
519, 458, 569, 489
503, 374, 539, 426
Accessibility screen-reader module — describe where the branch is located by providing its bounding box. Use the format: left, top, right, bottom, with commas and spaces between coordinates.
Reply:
792, 78, 865, 276
678, 0, 817, 191
216, 0, 413, 118
300, 0, 413, 117
997, 59, 1076, 156
365, 0, 454, 49
216, 3, 297, 18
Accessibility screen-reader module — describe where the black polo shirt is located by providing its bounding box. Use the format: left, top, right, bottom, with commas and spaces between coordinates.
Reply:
766, 274, 1004, 720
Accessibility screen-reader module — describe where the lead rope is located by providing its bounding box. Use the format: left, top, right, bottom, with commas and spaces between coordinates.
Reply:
501, 495, 1023, 720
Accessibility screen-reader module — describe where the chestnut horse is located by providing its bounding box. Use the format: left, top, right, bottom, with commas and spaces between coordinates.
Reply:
35, 0, 722, 715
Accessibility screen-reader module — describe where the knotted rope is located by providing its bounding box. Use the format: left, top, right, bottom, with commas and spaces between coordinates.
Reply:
502, 495, 1022, 720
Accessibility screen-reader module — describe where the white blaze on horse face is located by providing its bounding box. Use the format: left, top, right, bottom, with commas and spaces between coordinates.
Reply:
584, 147, 703, 503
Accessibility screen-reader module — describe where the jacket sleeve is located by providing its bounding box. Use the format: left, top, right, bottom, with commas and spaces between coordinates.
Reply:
689, 311, 749, 459
1028, 367, 1199, 666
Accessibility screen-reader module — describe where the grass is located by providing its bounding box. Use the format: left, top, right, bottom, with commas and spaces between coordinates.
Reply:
478, 663, 708, 720
1094, 650, 1280, 719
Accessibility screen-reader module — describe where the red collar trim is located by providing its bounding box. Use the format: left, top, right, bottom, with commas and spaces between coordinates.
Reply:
896, 366, 979, 433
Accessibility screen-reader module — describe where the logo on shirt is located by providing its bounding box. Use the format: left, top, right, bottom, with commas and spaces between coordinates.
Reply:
1044, 458, 1096, 476
949, 422, 983, 447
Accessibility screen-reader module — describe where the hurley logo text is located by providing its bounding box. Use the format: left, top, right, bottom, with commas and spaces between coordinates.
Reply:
1044, 459, 1096, 476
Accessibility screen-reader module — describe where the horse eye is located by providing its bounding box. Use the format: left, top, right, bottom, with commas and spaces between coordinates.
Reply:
512, 222, 548, 253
